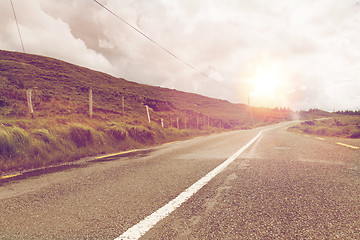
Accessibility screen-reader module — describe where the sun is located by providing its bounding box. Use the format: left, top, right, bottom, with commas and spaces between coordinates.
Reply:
250, 67, 278, 97
243, 61, 289, 108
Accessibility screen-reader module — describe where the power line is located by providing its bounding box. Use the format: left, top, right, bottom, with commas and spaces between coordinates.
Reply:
10, 0, 25, 53
92, 0, 210, 80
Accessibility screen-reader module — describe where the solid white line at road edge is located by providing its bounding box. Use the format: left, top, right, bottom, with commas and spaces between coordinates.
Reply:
116, 131, 262, 240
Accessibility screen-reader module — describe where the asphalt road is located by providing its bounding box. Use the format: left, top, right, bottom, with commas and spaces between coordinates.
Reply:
1, 122, 359, 239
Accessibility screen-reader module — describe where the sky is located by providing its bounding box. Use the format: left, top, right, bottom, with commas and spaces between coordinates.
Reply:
1, 0, 360, 111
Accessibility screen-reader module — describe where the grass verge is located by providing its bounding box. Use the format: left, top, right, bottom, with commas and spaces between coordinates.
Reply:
0, 116, 222, 175
288, 116, 360, 138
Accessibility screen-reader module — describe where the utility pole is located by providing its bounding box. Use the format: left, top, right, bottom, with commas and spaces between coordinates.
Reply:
10, 0, 25, 53
248, 94, 255, 127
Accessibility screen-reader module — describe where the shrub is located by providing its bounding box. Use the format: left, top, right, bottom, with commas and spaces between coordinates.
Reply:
106, 126, 127, 141
11, 127, 30, 146
31, 129, 56, 145
179, 129, 192, 137
315, 127, 330, 136
127, 125, 155, 143
304, 127, 311, 134
69, 124, 94, 148
0, 129, 13, 157
96, 122, 127, 143
334, 119, 347, 127
302, 120, 315, 126
149, 123, 166, 139
349, 131, 360, 139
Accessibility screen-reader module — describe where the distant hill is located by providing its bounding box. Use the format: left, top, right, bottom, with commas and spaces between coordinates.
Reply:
0, 50, 291, 128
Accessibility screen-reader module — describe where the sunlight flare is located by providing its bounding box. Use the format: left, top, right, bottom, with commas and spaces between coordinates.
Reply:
249, 63, 283, 97
242, 60, 293, 108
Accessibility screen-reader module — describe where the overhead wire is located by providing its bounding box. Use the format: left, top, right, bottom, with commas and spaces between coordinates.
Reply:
10, 0, 25, 53
92, 0, 210, 80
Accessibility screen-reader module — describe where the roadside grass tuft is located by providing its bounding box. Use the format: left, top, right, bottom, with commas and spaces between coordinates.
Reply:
126, 125, 155, 144
69, 123, 95, 148
96, 122, 127, 142
31, 129, 57, 145
0, 126, 30, 158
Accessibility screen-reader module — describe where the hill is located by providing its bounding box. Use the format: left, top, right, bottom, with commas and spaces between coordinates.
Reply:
0, 50, 292, 127
0, 50, 292, 174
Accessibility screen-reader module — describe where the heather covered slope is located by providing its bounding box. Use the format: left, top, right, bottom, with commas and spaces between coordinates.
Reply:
0, 50, 291, 128
0, 50, 292, 174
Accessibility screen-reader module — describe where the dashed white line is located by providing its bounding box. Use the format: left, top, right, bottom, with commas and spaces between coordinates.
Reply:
115, 131, 263, 240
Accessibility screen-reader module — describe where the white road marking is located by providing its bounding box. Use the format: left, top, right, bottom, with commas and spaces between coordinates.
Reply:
116, 131, 263, 240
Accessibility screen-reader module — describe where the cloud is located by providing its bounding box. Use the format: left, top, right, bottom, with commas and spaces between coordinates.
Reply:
1, 0, 359, 111
1, 0, 112, 73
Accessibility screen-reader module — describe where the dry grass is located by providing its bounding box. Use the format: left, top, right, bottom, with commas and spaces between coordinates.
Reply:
288, 116, 360, 138
0, 116, 216, 174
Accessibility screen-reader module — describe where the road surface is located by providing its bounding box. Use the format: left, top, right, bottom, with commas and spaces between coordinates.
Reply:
1, 122, 359, 239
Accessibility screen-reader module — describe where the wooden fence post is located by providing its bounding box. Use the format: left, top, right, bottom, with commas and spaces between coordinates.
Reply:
161, 119, 164, 128
177, 117, 179, 129
26, 89, 34, 118
89, 89, 93, 118
122, 96, 125, 113
146, 105, 151, 123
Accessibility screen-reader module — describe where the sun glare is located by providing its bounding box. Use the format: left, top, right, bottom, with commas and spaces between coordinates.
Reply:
242, 61, 290, 108
250, 65, 281, 97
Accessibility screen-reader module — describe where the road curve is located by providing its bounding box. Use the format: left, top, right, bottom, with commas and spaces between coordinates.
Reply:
0, 122, 359, 239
